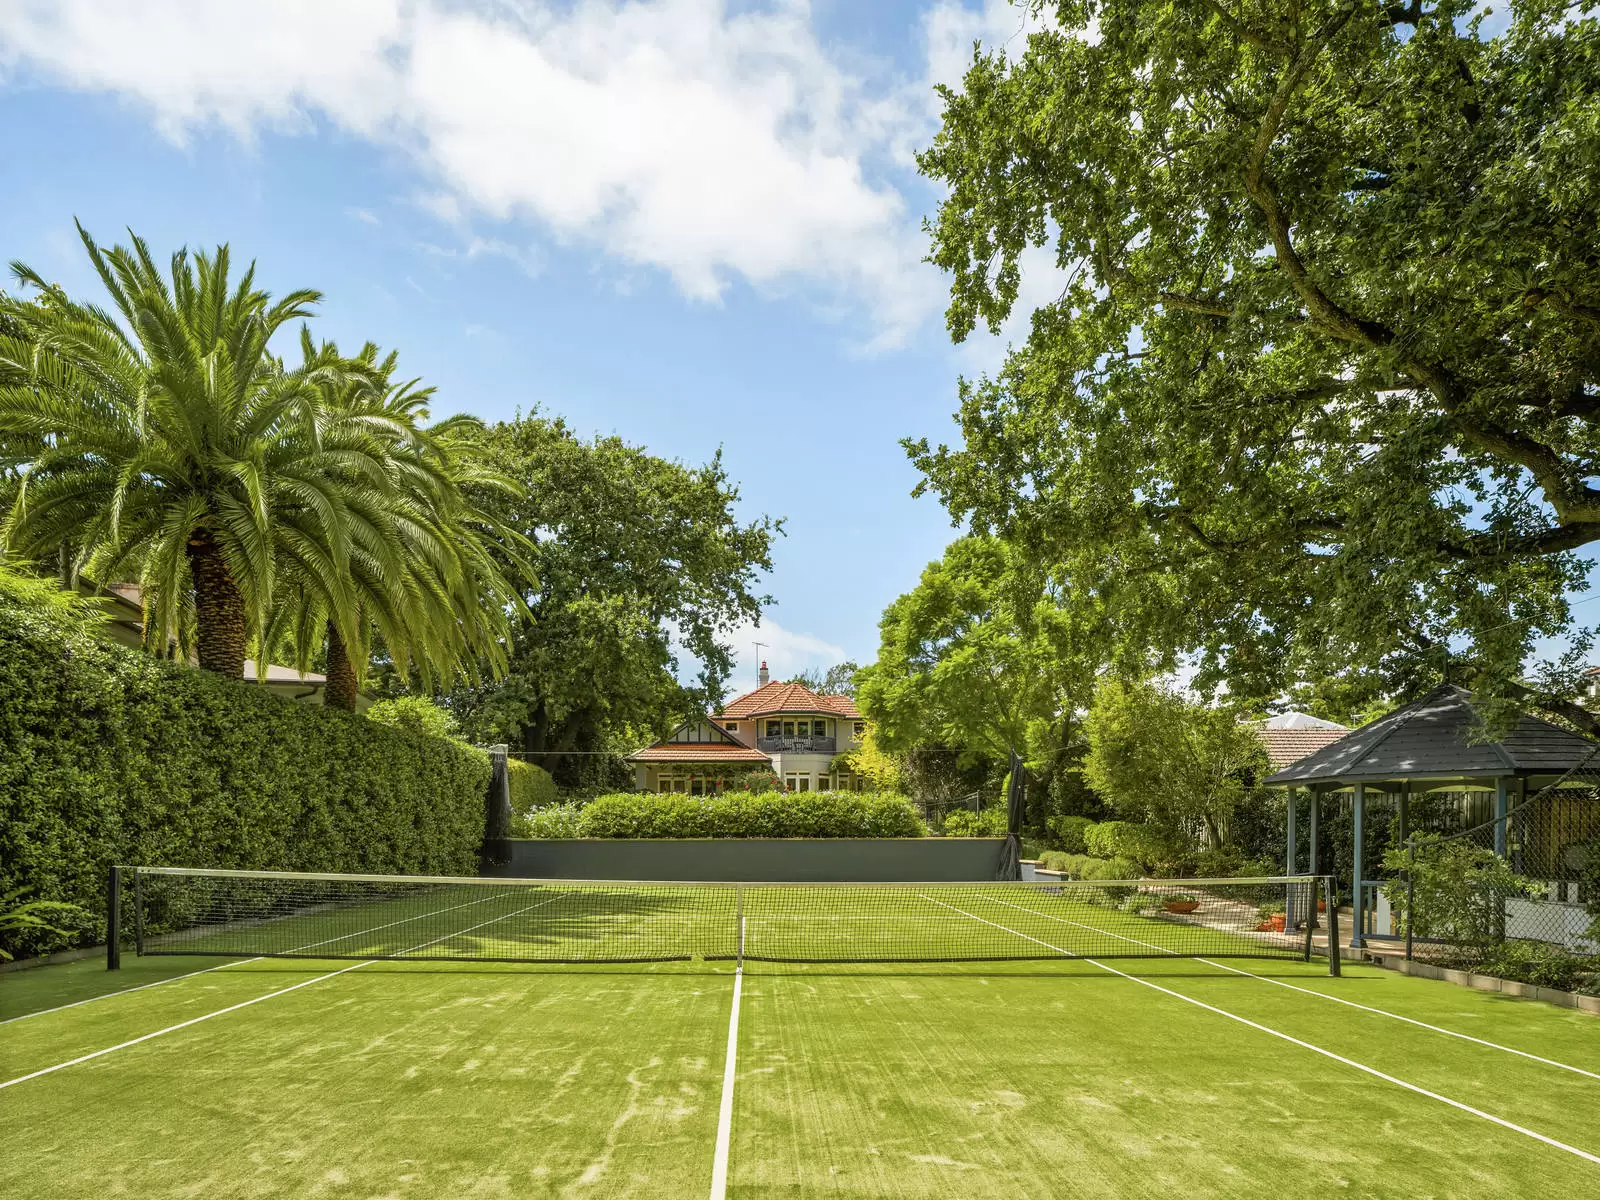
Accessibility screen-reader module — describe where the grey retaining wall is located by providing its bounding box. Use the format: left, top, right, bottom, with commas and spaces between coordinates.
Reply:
499, 838, 1010, 882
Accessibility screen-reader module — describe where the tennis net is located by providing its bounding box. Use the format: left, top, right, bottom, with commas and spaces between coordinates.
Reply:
112, 867, 1334, 970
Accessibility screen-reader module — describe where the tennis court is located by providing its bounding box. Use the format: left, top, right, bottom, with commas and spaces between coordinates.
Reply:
3, 869, 1599, 1198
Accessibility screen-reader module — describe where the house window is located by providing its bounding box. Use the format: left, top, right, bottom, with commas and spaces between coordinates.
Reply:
814, 719, 829, 737
786, 773, 810, 792
725, 722, 738, 732
817, 776, 832, 792
783, 721, 795, 737
853, 722, 866, 737
766, 719, 781, 738
796, 720, 810, 737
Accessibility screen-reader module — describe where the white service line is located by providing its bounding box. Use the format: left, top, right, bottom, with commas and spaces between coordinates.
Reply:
919, 894, 1600, 1169
2, 885, 515, 1027
0, 892, 567, 1092
980, 894, 1600, 1084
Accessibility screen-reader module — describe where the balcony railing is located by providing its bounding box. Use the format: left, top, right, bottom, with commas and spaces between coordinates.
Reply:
756, 736, 836, 754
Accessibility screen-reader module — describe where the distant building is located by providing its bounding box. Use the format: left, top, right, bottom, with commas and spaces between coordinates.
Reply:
76, 578, 357, 708
629, 661, 865, 794
1256, 711, 1350, 771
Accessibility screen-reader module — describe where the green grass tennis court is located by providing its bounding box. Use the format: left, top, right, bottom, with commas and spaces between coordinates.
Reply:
3, 880, 1599, 1198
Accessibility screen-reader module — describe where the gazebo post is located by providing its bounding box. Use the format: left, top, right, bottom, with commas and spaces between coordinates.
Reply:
1284, 787, 1299, 930
1285, 786, 1298, 875
1308, 785, 1321, 879
1350, 781, 1366, 949
1397, 781, 1409, 848
1494, 777, 1509, 858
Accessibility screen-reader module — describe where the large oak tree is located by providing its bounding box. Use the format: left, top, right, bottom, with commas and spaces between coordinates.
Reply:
911, 1, 1600, 726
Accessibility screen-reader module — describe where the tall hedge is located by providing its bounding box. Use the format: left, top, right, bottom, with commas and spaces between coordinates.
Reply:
0, 592, 491, 959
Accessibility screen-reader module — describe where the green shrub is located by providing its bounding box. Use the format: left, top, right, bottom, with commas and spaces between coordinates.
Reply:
0, 591, 492, 960
1381, 836, 1540, 952
943, 807, 1007, 837
1080, 855, 1143, 882
365, 695, 460, 740
1472, 941, 1600, 994
509, 791, 923, 839
1052, 815, 1094, 854
507, 759, 559, 813
1082, 821, 1168, 868
511, 802, 585, 839
723, 768, 784, 793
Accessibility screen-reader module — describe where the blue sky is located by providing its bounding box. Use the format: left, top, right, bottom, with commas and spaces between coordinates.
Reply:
0, 0, 1061, 689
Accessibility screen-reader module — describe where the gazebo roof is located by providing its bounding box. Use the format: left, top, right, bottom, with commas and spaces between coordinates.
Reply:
1263, 684, 1598, 787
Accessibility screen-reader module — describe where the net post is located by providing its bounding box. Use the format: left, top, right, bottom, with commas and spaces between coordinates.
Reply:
106, 864, 121, 970
736, 884, 745, 969
1325, 875, 1341, 976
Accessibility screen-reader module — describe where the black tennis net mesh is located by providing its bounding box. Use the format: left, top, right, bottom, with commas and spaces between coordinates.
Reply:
118, 867, 1329, 967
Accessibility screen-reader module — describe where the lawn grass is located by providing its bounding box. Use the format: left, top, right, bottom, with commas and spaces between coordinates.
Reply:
730, 958, 1600, 1197
3, 891, 1597, 1198
0, 953, 226, 1021
4, 958, 731, 1198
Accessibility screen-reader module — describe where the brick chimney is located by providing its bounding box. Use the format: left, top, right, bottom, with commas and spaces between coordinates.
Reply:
758, 660, 769, 687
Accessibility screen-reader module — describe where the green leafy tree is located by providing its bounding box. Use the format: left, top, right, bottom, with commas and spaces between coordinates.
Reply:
1081, 679, 1268, 850
788, 661, 860, 696
446, 413, 777, 782
0, 226, 363, 678
911, 1, 1600, 729
857, 536, 1100, 769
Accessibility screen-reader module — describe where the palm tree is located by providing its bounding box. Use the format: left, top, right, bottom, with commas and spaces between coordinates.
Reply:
262, 334, 525, 709
0, 225, 377, 677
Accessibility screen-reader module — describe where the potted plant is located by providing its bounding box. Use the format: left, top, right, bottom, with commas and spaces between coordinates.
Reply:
1163, 892, 1201, 914
1255, 901, 1287, 932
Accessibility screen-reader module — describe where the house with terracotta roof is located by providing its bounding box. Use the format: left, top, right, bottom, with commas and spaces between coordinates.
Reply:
628, 661, 867, 794
1257, 711, 1350, 772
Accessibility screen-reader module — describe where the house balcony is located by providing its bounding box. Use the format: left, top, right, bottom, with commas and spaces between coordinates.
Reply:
756, 736, 836, 755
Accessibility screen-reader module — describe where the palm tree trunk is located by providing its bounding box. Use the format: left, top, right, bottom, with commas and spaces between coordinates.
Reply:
186, 531, 247, 678
324, 619, 360, 711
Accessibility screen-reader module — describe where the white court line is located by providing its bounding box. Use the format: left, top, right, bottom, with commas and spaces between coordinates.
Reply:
918, 893, 1600, 1169
0, 960, 256, 1026
979, 894, 1600, 1084
0, 892, 566, 1091
1, 885, 512, 1026
708, 964, 743, 1200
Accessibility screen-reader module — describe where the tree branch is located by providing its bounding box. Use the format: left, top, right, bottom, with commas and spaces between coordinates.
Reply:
1198, 0, 1293, 56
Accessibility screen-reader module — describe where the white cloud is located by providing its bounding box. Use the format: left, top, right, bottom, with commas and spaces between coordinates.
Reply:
0, 0, 943, 345
724, 617, 848, 690
345, 206, 381, 225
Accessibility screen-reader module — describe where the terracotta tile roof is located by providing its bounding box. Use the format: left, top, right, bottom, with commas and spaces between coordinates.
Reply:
716, 680, 862, 720
1259, 728, 1350, 770
628, 743, 772, 764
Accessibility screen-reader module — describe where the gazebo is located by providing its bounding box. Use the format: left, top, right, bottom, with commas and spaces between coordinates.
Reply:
1263, 684, 1600, 947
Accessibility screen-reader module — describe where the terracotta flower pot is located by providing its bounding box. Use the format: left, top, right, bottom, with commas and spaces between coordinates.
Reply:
1256, 914, 1287, 932
1163, 900, 1201, 914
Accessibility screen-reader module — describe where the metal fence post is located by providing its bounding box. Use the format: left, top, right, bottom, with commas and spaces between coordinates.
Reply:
1404, 842, 1415, 963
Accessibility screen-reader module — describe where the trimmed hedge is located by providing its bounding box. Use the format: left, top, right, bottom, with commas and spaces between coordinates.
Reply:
507, 758, 558, 813
511, 791, 923, 839
0, 589, 492, 960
